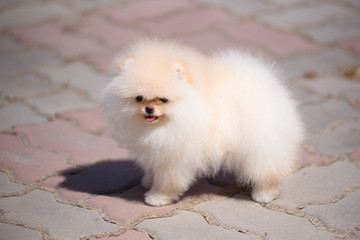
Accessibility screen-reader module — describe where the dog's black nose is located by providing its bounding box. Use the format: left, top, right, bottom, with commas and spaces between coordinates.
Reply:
145, 106, 154, 114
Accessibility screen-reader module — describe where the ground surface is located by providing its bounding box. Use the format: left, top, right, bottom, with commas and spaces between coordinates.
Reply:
0, 0, 360, 239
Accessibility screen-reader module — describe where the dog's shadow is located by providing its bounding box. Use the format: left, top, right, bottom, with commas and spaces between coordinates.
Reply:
59, 159, 249, 202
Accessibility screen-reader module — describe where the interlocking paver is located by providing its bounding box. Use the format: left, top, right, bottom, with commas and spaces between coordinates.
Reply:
0, 2, 74, 30
102, 0, 193, 23
273, 161, 360, 209
302, 190, 360, 232
15, 120, 129, 164
0, 190, 120, 239
37, 62, 109, 101
307, 120, 360, 156
0, 103, 46, 131
0, 134, 70, 181
0, 171, 25, 194
301, 17, 360, 43
279, 48, 359, 79
341, 39, 360, 55
0, 74, 53, 99
96, 230, 152, 240
259, 3, 358, 30
26, 90, 95, 116
349, 150, 360, 162
137, 210, 254, 240
0, 222, 43, 240
195, 196, 333, 240
0, 35, 24, 52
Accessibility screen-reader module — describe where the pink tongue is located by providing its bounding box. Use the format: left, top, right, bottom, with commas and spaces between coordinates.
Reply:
145, 116, 156, 122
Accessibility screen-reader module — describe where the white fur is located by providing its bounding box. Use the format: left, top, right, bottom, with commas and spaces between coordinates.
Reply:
103, 39, 303, 206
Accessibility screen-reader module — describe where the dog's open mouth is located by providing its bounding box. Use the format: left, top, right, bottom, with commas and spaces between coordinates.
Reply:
144, 115, 158, 122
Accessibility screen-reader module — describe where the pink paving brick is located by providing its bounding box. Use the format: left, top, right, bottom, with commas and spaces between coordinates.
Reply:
0, 134, 70, 181
84, 50, 114, 73
341, 39, 360, 55
95, 230, 151, 240
78, 15, 143, 49
219, 21, 318, 57
86, 180, 225, 223
10, 20, 104, 58
139, 8, 236, 36
297, 148, 327, 167
349, 150, 360, 162
15, 120, 129, 164
60, 108, 108, 133
102, 0, 193, 23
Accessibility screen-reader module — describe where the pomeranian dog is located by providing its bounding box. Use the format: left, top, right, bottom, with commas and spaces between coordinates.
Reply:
103, 38, 303, 206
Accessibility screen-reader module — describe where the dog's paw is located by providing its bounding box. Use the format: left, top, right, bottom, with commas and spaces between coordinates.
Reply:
251, 188, 279, 203
144, 193, 178, 207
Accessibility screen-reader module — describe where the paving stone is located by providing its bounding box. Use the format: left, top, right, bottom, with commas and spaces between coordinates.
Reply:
195, 0, 271, 16
297, 148, 327, 167
37, 62, 110, 101
15, 119, 129, 164
84, 50, 114, 73
297, 75, 360, 100
66, 0, 126, 11
0, 222, 42, 240
0, 171, 25, 194
307, 120, 360, 156
0, 2, 75, 30
262, 0, 321, 6
78, 15, 142, 49
195, 195, 333, 240
0, 34, 24, 52
341, 0, 360, 8
302, 190, 360, 232
95, 230, 151, 240
86, 180, 225, 223
349, 150, 360, 162
279, 48, 359, 79
60, 107, 108, 133
273, 161, 360, 209
0, 134, 70, 181
301, 99, 359, 133
219, 21, 317, 57
341, 39, 360, 55
0, 190, 119, 239
292, 82, 324, 104
259, 3, 358, 30
138, 210, 253, 240
301, 17, 360, 43
10, 20, 104, 58
0, 74, 53, 99
139, 8, 235, 36
0, 103, 46, 130
0, 48, 62, 79
102, 0, 193, 23
26, 90, 95, 115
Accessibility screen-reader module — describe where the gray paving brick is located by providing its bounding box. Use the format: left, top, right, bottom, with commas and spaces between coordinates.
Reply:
0, 74, 53, 99
0, 222, 42, 240
259, 3, 358, 30
0, 190, 119, 239
195, 196, 333, 240
341, 0, 360, 8
0, 2, 74, 30
0, 34, 24, 52
26, 90, 95, 116
273, 161, 360, 209
0, 172, 26, 194
297, 75, 360, 100
137, 210, 254, 240
292, 82, 323, 105
195, 0, 271, 16
302, 190, 360, 232
268, 0, 323, 6
279, 48, 359, 79
307, 119, 360, 156
301, 17, 360, 43
0, 103, 46, 130
301, 98, 359, 133
38, 62, 109, 102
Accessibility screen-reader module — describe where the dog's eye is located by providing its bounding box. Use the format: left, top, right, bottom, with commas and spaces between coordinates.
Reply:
159, 98, 168, 103
135, 96, 143, 102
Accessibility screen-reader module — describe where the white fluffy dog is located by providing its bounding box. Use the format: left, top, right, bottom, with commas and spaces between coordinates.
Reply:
103, 39, 303, 206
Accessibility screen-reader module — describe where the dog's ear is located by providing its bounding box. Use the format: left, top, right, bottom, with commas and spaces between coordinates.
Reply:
117, 55, 134, 72
173, 60, 193, 85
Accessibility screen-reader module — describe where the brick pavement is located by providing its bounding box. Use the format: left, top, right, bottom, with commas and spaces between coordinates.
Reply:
0, 0, 359, 239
